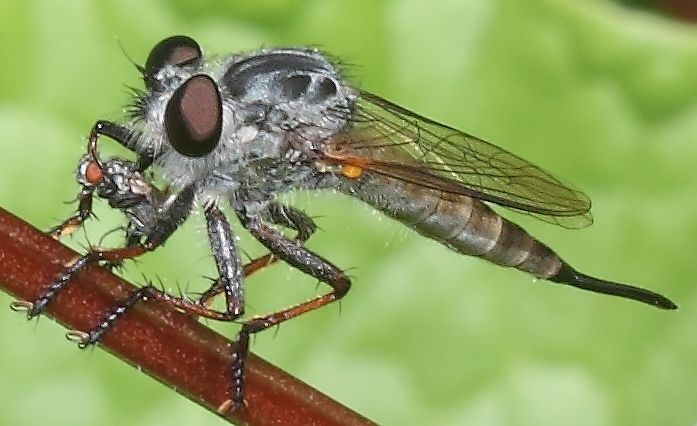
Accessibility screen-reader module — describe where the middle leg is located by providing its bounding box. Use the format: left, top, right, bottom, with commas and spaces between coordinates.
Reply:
198, 202, 317, 306
218, 208, 350, 411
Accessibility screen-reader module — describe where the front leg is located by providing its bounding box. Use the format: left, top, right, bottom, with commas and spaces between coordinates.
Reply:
11, 184, 196, 319
61, 205, 245, 329
50, 120, 150, 239
85, 120, 151, 169
48, 185, 95, 239
66, 204, 247, 411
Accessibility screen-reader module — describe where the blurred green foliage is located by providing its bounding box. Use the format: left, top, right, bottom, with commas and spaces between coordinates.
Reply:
1, 1, 696, 425
616, 0, 662, 11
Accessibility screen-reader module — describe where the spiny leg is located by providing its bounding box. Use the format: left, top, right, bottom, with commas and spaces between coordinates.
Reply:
204, 205, 245, 318
49, 120, 149, 239
224, 208, 350, 409
102, 228, 147, 272
236, 214, 350, 333
10, 245, 147, 318
249, 201, 317, 267
11, 184, 195, 319
67, 204, 248, 410
198, 202, 317, 306
85, 120, 151, 169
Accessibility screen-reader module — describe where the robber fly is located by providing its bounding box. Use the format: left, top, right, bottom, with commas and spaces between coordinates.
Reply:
11, 35, 677, 412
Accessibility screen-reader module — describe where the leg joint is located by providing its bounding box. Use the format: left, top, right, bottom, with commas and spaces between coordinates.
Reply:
333, 274, 352, 299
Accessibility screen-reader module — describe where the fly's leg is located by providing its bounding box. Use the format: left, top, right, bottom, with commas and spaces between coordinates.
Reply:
102, 230, 145, 272
66, 204, 247, 411
198, 203, 317, 306
11, 185, 195, 319
251, 202, 317, 267
63, 205, 245, 328
236, 212, 350, 332
49, 121, 149, 239
69, 284, 250, 414
64, 205, 246, 327
204, 206, 245, 317
85, 120, 152, 170
223, 209, 350, 411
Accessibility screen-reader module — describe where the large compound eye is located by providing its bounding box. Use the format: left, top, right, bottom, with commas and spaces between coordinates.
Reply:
145, 35, 202, 86
165, 74, 222, 157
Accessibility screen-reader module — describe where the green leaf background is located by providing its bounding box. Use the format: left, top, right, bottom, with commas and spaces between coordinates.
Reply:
1, 1, 696, 425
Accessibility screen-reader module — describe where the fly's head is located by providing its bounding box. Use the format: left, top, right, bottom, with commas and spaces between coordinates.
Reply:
128, 35, 223, 188
128, 35, 357, 197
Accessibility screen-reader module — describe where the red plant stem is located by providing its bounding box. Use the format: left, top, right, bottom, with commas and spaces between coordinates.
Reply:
0, 207, 375, 426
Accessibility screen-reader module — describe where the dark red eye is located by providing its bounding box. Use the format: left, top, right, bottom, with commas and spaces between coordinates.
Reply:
145, 35, 201, 87
165, 74, 222, 158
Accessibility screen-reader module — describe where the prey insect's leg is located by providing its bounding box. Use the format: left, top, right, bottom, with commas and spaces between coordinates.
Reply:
48, 186, 95, 239
198, 203, 317, 306
12, 185, 196, 319
49, 121, 149, 239
70, 204, 247, 410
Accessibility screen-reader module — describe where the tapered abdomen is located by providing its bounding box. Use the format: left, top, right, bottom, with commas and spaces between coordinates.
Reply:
341, 173, 677, 309
345, 174, 562, 278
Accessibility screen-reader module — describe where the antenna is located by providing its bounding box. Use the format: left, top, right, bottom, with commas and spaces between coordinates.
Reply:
116, 37, 146, 76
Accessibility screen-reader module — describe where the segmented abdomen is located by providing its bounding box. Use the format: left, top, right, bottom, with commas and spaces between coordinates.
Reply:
345, 174, 563, 279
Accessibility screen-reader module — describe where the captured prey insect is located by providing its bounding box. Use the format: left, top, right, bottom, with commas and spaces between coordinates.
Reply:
11, 35, 677, 412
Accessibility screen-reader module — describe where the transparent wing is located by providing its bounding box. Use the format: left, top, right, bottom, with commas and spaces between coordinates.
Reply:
320, 90, 592, 228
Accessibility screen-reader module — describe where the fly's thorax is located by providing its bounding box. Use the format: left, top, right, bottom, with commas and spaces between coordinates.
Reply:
127, 44, 356, 197
218, 48, 357, 163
